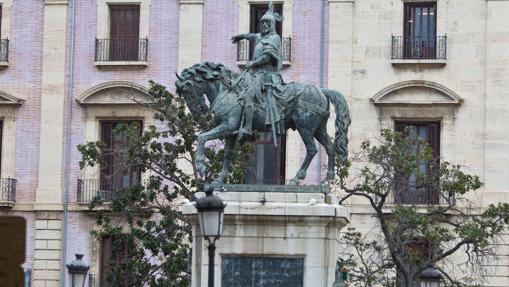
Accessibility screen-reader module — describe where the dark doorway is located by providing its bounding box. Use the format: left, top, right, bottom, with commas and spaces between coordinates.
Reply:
109, 5, 140, 61
244, 132, 286, 185
0, 216, 26, 287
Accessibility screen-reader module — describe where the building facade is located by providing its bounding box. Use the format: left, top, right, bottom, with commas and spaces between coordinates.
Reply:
0, 0, 508, 286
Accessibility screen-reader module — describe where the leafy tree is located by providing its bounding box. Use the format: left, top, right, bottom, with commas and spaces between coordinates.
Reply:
335, 129, 509, 287
78, 81, 251, 287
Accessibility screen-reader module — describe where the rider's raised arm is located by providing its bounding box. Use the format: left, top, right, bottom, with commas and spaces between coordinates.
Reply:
232, 33, 257, 43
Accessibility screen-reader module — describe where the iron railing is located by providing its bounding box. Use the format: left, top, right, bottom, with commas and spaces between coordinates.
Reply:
391, 35, 447, 60
237, 37, 292, 62
0, 39, 9, 62
88, 274, 99, 287
95, 38, 148, 62
391, 188, 440, 205
1, 177, 16, 203
77, 178, 118, 203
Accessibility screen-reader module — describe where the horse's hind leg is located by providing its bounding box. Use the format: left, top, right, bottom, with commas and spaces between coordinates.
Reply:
212, 135, 235, 184
315, 125, 335, 183
289, 126, 318, 185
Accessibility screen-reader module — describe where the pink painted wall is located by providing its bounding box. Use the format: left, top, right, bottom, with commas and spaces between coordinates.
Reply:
0, 0, 44, 203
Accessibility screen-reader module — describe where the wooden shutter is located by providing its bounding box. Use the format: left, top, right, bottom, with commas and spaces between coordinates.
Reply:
100, 236, 113, 287
244, 132, 286, 185
100, 122, 114, 182
0, 121, 2, 177
0, 6, 2, 39
109, 5, 140, 61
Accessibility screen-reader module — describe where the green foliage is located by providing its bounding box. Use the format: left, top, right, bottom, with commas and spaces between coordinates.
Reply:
335, 129, 509, 287
78, 81, 251, 286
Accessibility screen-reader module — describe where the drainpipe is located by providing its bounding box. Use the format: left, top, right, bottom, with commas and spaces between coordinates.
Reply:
61, 0, 76, 286
318, 0, 326, 183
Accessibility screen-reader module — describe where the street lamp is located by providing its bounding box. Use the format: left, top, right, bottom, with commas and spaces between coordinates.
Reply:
66, 254, 90, 287
419, 264, 442, 287
195, 187, 226, 287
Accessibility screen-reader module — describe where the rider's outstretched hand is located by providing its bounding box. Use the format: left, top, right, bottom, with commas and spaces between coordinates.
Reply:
231, 35, 243, 44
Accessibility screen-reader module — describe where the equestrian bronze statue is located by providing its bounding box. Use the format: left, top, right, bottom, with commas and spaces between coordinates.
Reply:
175, 2, 350, 185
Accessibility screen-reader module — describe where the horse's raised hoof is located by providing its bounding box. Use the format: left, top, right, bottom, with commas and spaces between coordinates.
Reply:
288, 178, 300, 185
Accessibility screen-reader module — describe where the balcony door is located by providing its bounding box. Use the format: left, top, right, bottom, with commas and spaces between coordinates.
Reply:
404, 2, 437, 59
100, 121, 141, 196
109, 5, 140, 61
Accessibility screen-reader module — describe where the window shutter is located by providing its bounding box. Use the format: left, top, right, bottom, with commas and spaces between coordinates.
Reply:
101, 122, 114, 181
100, 236, 113, 287
0, 121, 3, 177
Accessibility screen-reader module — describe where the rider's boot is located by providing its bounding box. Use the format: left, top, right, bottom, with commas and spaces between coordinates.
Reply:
237, 106, 254, 140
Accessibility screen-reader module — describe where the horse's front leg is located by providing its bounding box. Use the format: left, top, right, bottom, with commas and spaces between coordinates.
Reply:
195, 124, 234, 177
212, 135, 236, 184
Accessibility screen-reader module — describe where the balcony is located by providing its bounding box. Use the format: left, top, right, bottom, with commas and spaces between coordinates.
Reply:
77, 178, 119, 203
94, 38, 148, 67
88, 274, 99, 287
237, 37, 292, 66
391, 35, 447, 67
0, 178, 16, 206
0, 39, 9, 67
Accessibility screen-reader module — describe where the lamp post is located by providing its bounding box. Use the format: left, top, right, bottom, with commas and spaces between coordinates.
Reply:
419, 264, 442, 287
66, 254, 90, 287
195, 188, 226, 287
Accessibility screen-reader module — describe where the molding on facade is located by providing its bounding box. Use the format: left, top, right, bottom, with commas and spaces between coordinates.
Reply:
371, 80, 463, 106
0, 90, 24, 105
327, 0, 355, 3
76, 81, 151, 105
179, 0, 204, 4
44, 0, 68, 5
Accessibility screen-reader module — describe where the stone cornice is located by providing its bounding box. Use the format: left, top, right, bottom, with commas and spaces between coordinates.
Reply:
328, 0, 355, 3
372, 80, 463, 106
179, 0, 204, 4
44, 0, 69, 5
0, 90, 24, 105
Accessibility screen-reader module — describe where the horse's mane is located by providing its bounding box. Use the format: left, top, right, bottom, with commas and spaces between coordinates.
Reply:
176, 62, 238, 90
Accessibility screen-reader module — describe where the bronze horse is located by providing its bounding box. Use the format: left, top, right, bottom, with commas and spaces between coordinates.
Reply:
175, 62, 350, 185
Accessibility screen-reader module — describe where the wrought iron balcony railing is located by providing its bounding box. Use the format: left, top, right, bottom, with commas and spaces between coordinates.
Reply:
95, 38, 148, 62
0, 39, 9, 62
77, 178, 118, 203
237, 37, 292, 62
391, 35, 447, 60
88, 274, 99, 287
1, 177, 17, 203
391, 188, 440, 205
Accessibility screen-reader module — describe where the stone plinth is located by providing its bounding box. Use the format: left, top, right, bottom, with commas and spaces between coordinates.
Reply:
182, 186, 349, 287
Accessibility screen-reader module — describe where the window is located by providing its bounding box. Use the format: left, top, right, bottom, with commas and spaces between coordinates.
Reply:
109, 5, 140, 61
394, 122, 440, 204
403, 2, 437, 59
100, 121, 141, 196
244, 132, 286, 185
100, 235, 131, 287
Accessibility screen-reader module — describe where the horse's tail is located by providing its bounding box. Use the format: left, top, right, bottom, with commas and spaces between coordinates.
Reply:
323, 89, 351, 163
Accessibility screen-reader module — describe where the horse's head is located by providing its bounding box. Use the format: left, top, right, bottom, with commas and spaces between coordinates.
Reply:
176, 78, 207, 115
175, 62, 238, 115
175, 68, 209, 115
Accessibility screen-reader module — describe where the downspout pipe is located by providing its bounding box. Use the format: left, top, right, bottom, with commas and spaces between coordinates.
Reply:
61, 0, 76, 286
318, 0, 326, 183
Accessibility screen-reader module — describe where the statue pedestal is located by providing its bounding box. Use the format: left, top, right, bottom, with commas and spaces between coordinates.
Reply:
182, 185, 350, 287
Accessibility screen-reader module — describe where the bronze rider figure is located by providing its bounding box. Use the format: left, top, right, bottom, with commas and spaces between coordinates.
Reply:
231, 1, 284, 143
